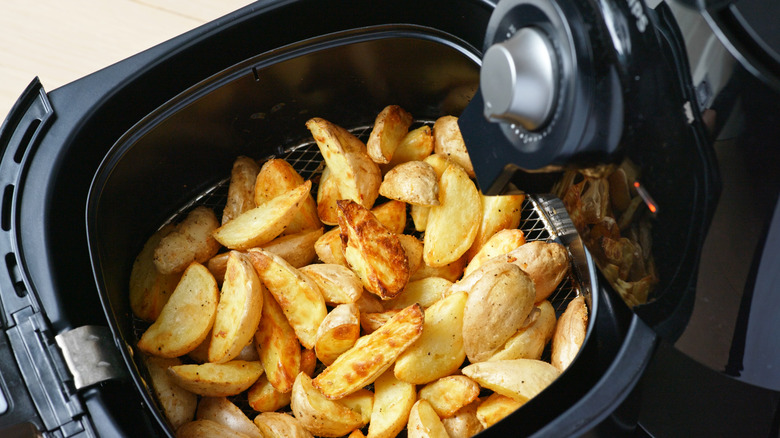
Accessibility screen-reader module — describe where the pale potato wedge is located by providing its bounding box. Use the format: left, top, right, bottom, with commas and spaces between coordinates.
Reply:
176, 419, 253, 438
382, 124, 435, 172
138, 263, 218, 358
360, 310, 400, 335
307, 117, 381, 209
196, 397, 264, 438
154, 206, 222, 275
422, 153, 454, 178
168, 361, 264, 397
441, 400, 484, 438
290, 372, 364, 437
355, 291, 385, 315
370, 200, 407, 234
417, 375, 480, 419
208, 251, 264, 364
489, 300, 557, 361
213, 181, 312, 250
383, 277, 452, 311
315, 303, 361, 365
253, 412, 314, 438
475, 393, 524, 429
463, 228, 526, 277
410, 256, 466, 283
410, 204, 430, 232
379, 161, 439, 206
130, 224, 182, 321
142, 355, 197, 430
299, 264, 363, 305
551, 295, 588, 371
316, 166, 342, 226
367, 369, 417, 438
367, 105, 414, 164
253, 158, 321, 235
254, 285, 301, 393
222, 156, 261, 225
465, 192, 525, 261
259, 227, 323, 268
505, 240, 570, 303
433, 115, 474, 178
314, 227, 347, 266
397, 234, 423, 277
423, 163, 481, 267
462, 262, 536, 363
313, 304, 424, 400
407, 399, 449, 438
338, 200, 409, 299
247, 349, 316, 413
246, 248, 327, 350
461, 359, 561, 403
339, 388, 374, 427
394, 291, 468, 384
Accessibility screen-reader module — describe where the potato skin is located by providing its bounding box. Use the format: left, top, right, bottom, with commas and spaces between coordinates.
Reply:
551, 295, 588, 371
154, 206, 221, 275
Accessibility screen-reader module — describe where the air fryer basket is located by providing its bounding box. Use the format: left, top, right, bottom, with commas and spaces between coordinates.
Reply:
87, 26, 600, 436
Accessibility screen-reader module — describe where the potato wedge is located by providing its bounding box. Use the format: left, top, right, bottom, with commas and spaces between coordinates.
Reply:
463, 228, 526, 277
313, 304, 424, 400
259, 227, 323, 268
168, 361, 264, 397
253, 158, 322, 235
551, 295, 588, 371
222, 156, 261, 225
254, 412, 313, 438
397, 234, 423, 277
137, 263, 218, 358
247, 248, 327, 349
462, 262, 536, 363
407, 399, 449, 438
247, 349, 315, 413
423, 163, 481, 267
441, 400, 484, 438
213, 181, 312, 250
489, 300, 557, 361
382, 124, 435, 172
338, 200, 409, 299
154, 206, 222, 275
177, 419, 253, 438
394, 291, 468, 384
130, 224, 182, 321
368, 369, 417, 438
355, 291, 385, 315
208, 251, 264, 364
370, 200, 407, 234
340, 388, 375, 427
299, 264, 363, 305
316, 166, 342, 226
254, 284, 301, 393
410, 204, 430, 232
461, 359, 561, 403
465, 192, 525, 261
417, 375, 480, 419
314, 227, 347, 266
315, 303, 361, 365
367, 105, 414, 164
196, 397, 264, 438
475, 393, 524, 429
433, 115, 474, 178
505, 240, 570, 302
307, 117, 381, 209
360, 310, 400, 335
291, 372, 364, 437
142, 355, 197, 430
383, 277, 453, 311
379, 161, 439, 206
410, 256, 466, 283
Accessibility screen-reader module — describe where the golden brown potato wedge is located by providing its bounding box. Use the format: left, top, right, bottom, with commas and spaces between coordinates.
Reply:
222, 156, 261, 226
339, 388, 374, 427
465, 192, 525, 261
394, 291, 468, 384
462, 262, 536, 363
368, 369, 417, 438
410, 204, 430, 232
382, 125, 435, 172
370, 200, 407, 234
290, 372, 365, 437
407, 399, 449, 438
254, 285, 301, 394
299, 263, 363, 305
316, 166, 341, 226
130, 224, 182, 321
213, 181, 312, 250
154, 206, 222, 275
247, 248, 327, 350
196, 397, 264, 438
397, 234, 423, 277
489, 300, 557, 361
208, 251, 264, 364
505, 240, 570, 303
259, 227, 323, 268
176, 419, 253, 438
142, 355, 197, 430
423, 153, 454, 178
168, 361, 264, 397
315, 303, 361, 365
383, 277, 452, 311
253, 158, 321, 235
307, 117, 381, 209
338, 200, 409, 300
137, 263, 218, 358
441, 400, 484, 438
379, 161, 439, 206
417, 375, 480, 419
253, 412, 313, 438
475, 393, 523, 429
247, 349, 315, 413
313, 304, 424, 400
367, 105, 414, 164
551, 295, 588, 371
314, 227, 347, 266
432, 115, 474, 178
423, 163, 481, 267
463, 229, 526, 277
360, 310, 400, 335
461, 359, 561, 403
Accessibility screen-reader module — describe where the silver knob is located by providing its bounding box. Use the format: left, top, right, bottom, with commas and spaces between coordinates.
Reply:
481, 27, 558, 131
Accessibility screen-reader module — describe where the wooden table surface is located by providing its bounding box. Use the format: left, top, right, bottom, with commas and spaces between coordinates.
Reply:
0, 0, 254, 120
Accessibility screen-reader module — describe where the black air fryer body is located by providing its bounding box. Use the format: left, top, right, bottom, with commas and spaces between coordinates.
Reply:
0, 0, 778, 437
